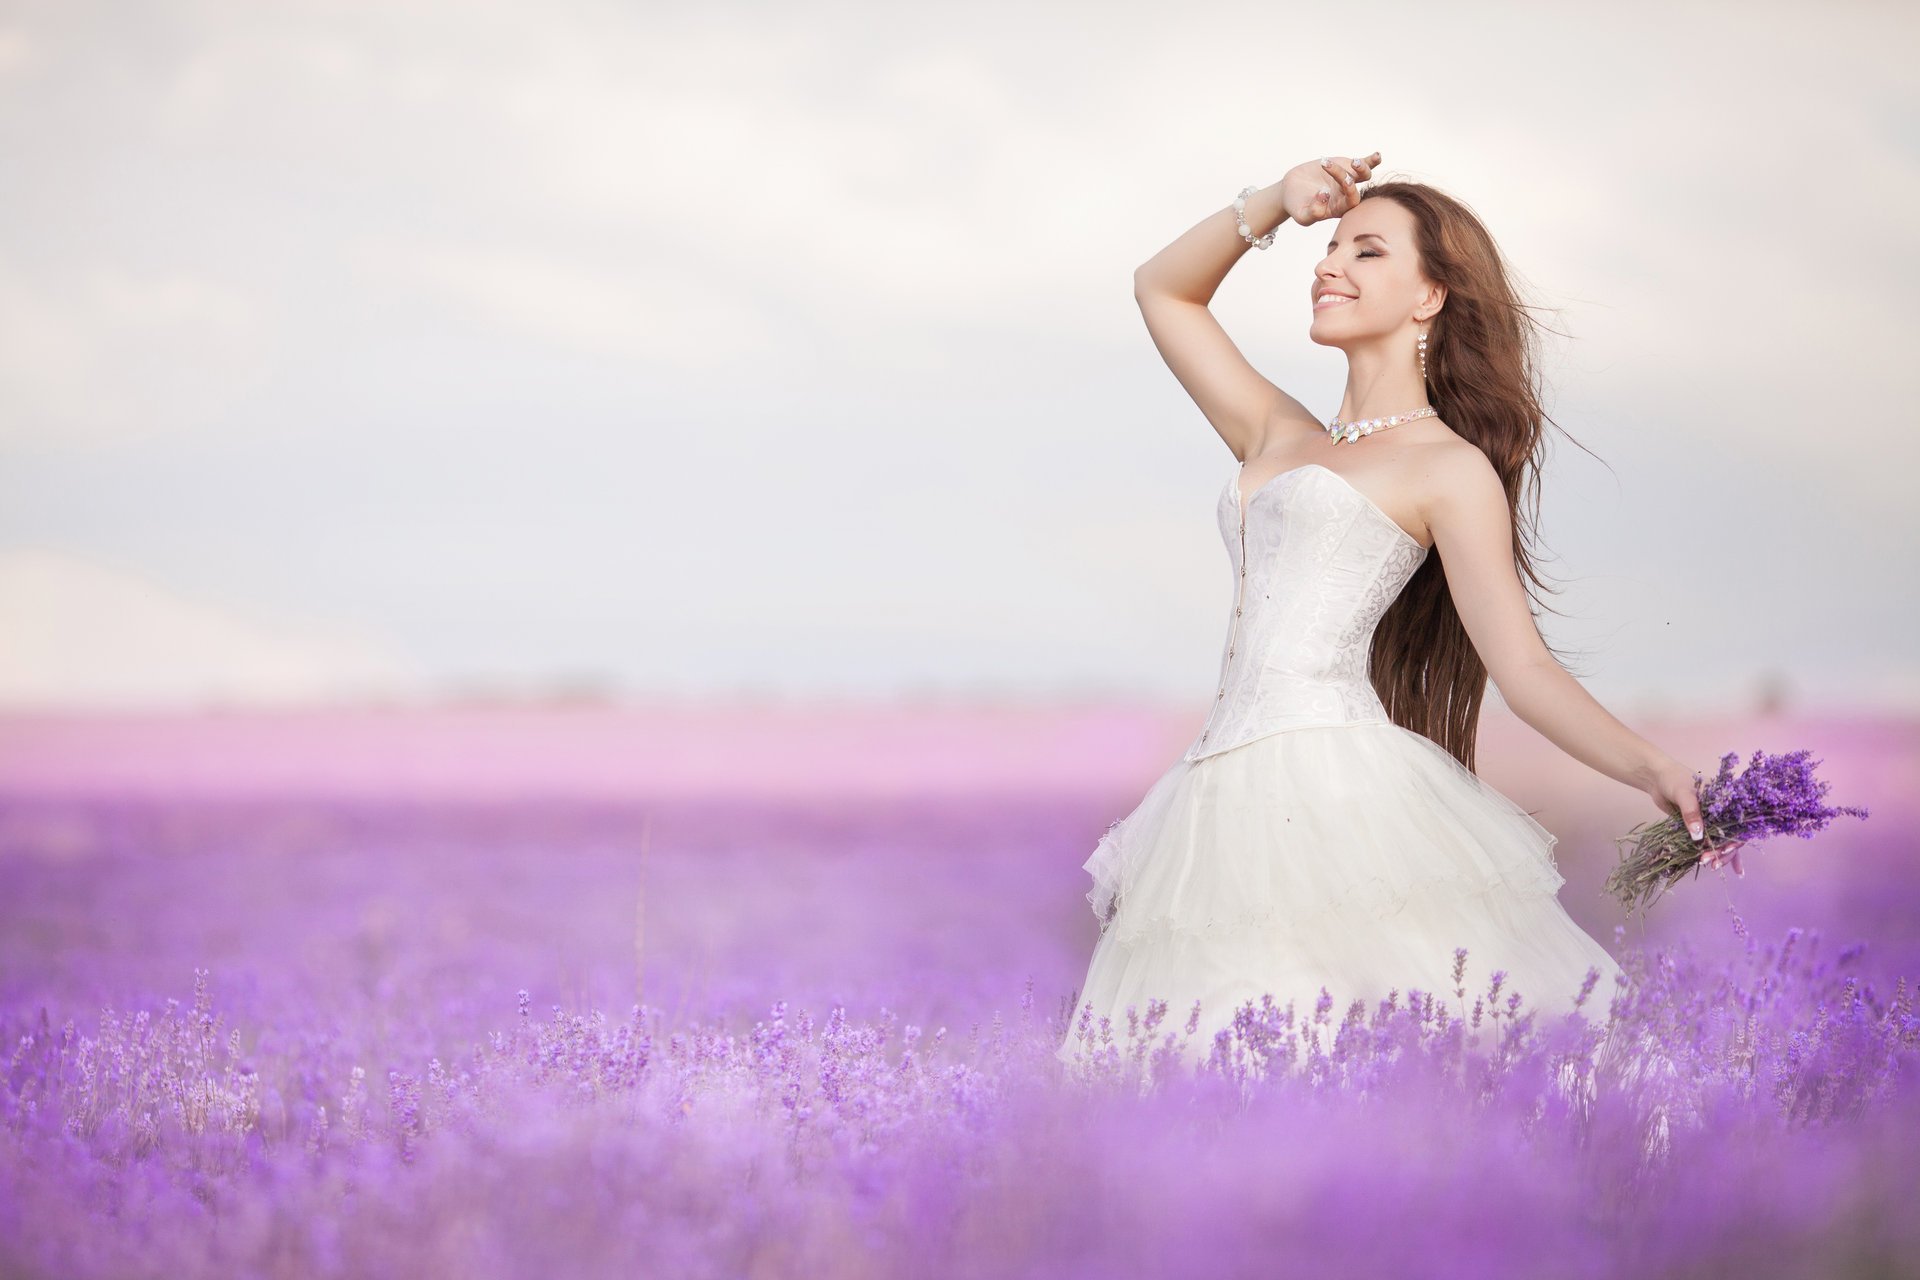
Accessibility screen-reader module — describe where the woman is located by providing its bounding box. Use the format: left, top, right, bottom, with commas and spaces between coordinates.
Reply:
1058, 151, 1712, 1072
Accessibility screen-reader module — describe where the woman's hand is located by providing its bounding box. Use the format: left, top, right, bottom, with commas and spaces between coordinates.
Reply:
1282, 152, 1381, 227
1639, 755, 1709, 842
1640, 753, 1751, 872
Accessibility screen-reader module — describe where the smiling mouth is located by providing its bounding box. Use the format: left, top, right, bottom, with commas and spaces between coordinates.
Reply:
1314, 295, 1356, 310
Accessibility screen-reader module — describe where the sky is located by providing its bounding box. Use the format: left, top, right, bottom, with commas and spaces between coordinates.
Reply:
0, 0, 1915, 715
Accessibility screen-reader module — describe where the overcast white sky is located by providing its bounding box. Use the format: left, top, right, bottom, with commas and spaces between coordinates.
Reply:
0, 0, 1915, 714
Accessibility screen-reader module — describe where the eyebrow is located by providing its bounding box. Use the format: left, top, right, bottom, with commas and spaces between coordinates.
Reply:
1326, 232, 1388, 249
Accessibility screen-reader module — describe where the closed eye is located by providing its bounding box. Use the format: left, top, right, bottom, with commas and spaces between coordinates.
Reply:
1357, 249, 1382, 259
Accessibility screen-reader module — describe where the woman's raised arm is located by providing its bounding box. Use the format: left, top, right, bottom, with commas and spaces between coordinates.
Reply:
1132, 153, 1379, 458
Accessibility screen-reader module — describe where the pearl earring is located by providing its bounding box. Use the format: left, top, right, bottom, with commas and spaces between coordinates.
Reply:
1417, 328, 1429, 383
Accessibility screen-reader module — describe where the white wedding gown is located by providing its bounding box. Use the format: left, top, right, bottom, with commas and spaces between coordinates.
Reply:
1058, 459, 1627, 1072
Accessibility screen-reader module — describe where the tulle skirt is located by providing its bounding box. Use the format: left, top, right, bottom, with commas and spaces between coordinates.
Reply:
1057, 720, 1628, 1073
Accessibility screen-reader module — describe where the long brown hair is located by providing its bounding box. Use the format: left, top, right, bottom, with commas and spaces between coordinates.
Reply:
1356, 181, 1589, 775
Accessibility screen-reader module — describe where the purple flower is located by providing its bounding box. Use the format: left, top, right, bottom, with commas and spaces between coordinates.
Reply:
1605, 748, 1870, 916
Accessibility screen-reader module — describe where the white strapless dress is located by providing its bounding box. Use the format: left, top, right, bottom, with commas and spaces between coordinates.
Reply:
1058, 460, 1627, 1072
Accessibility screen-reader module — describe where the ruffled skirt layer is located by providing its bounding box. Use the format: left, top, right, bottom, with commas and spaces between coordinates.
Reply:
1057, 721, 1627, 1072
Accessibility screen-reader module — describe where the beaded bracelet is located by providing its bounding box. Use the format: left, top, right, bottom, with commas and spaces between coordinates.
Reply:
1233, 186, 1276, 250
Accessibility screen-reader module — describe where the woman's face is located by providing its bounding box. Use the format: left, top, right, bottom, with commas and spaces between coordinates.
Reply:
1307, 198, 1435, 346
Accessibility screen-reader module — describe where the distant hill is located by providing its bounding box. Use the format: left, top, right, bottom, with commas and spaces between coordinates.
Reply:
0, 546, 422, 710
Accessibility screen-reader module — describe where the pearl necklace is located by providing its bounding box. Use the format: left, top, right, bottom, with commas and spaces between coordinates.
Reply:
1325, 405, 1437, 445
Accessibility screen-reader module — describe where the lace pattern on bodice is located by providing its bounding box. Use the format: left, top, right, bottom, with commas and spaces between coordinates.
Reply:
1183, 464, 1429, 763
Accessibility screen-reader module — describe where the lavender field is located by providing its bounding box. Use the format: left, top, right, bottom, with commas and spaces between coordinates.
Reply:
1, 704, 1916, 1278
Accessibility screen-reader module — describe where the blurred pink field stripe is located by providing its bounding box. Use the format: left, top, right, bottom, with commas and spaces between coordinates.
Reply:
0, 702, 1200, 802
0, 704, 1908, 807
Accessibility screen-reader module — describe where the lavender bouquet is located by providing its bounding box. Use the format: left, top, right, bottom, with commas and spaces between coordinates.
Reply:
1605, 748, 1870, 919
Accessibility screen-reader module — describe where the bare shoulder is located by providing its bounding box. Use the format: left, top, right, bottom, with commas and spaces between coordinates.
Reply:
1420, 437, 1516, 534
1427, 437, 1501, 490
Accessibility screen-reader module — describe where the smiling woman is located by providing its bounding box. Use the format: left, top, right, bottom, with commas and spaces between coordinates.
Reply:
1059, 152, 1725, 1073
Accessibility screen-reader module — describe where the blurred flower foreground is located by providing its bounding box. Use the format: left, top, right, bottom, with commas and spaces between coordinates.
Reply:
1, 705, 1916, 1276
4, 917, 1918, 1277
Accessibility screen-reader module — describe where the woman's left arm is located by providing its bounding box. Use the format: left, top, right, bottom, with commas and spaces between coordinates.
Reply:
1424, 448, 1710, 839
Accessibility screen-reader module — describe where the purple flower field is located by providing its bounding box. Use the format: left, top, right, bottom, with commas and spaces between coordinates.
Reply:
1, 706, 1917, 1278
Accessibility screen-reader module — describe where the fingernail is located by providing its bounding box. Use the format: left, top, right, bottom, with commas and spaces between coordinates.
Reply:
1690, 824, 1703, 840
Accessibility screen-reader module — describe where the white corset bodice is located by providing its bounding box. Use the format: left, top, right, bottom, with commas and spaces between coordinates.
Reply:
1183, 462, 1431, 763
